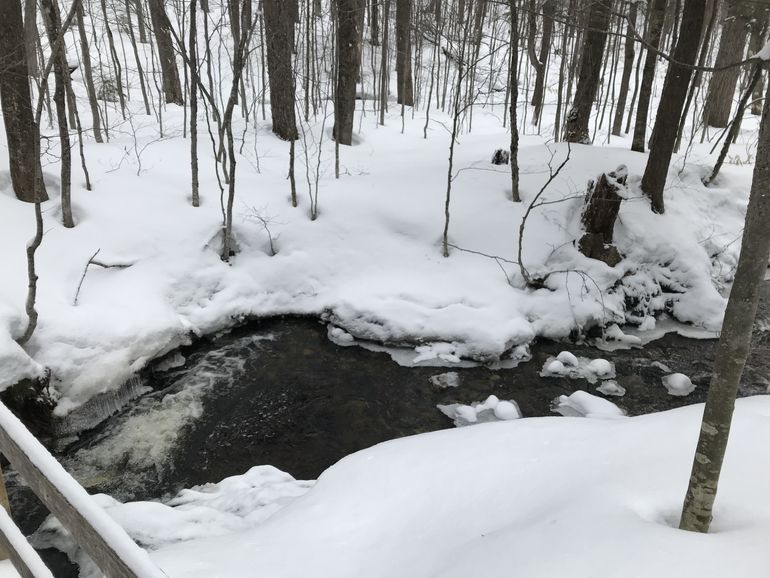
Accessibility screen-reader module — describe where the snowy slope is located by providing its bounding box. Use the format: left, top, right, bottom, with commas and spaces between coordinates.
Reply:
34, 396, 770, 578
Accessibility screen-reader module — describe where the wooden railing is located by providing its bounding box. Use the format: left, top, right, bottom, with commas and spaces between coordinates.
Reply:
0, 403, 167, 578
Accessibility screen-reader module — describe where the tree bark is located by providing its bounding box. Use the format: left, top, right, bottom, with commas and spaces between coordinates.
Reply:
509, 0, 519, 201
611, 1, 637, 136
564, 0, 611, 143
529, 0, 555, 124
263, 0, 298, 140
76, 1, 104, 142
334, 0, 365, 145
23, 0, 38, 76
41, 0, 73, 226
0, 0, 48, 202
750, 12, 769, 116
396, 0, 413, 106
679, 70, 770, 534
640, 0, 705, 214
147, 0, 183, 104
704, 0, 752, 128
631, 0, 667, 152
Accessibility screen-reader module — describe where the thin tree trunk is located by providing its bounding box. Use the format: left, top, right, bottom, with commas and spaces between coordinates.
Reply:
529, 0, 555, 124
632, 0, 667, 152
41, 0, 73, 227
189, 0, 199, 206
509, 0, 519, 201
680, 71, 770, 534
148, 0, 184, 104
611, 1, 637, 136
334, 0, 365, 145
640, 0, 705, 214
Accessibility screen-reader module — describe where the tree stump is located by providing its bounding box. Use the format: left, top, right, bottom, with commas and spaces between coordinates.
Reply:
578, 165, 627, 267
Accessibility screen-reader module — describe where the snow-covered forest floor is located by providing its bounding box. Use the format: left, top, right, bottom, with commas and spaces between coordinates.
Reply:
0, 12, 756, 414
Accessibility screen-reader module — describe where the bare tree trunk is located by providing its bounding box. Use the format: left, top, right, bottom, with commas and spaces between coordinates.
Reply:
134, 0, 149, 43
640, 0, 705, 214
396, 0, 413, 106
0, 0, 48, 203
631, 0, 667, 152
509, 0, 519, 201
680, 72, 770, 534
41, 0, 73, 227
370, 0, 379, 45
23, 0, 38, 77
750, 13, 769, 116
148, 0, 184, 104
611, 1, 637, 136
529, 0, 554, 124
75, 2, 104, 141
334, 0, 365, 145
564, 0, 611, 143
189, 0, 199, 206
704, 0, 751, 128
264, 0, 298, 140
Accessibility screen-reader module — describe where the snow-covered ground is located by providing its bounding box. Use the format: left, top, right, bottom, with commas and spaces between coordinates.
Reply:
0, 84, 753, 414
29, 397, 770, 578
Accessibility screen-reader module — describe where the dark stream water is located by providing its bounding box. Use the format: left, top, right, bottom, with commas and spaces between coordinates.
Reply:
8, 284, 770, 576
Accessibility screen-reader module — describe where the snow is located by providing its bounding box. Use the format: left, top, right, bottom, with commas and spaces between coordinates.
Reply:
551, 390, 626, 418
0, 507, 52, 578
437, 395, 522, 426
663, 373, 697, 397
34, 397, 770, 578
751, 39, 770, 61
540, 354, 616, 383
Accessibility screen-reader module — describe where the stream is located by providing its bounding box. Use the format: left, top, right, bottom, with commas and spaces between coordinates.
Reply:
8, 283, 770, 576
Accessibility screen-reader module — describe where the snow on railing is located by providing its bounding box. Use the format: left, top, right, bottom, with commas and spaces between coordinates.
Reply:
0, 403, 166, 578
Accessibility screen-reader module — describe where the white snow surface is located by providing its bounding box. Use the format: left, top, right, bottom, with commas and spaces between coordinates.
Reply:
551, 390, 626, 418
37, 397, 770, 578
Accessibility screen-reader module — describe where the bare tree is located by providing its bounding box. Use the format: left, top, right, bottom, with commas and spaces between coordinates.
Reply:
631, 0, 667, 152
640, 0, 705, 214
611, 1, 637, 136
680, 75, 770, 534
396, 0, 413, 106
263, 0, 298, 140
0, 0, 48, 202
334, 0, 365, 145
148, 0, 184, 104
564, 0, 611, 143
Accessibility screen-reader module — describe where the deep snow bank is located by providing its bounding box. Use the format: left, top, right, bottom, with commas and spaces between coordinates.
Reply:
35, 396, 770, 577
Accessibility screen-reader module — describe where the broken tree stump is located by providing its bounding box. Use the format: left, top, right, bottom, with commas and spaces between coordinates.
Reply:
578, 165, 627, 267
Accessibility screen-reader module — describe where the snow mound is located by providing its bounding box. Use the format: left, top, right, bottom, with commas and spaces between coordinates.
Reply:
438, 395, 522, 426
663, 373, 696, 396
540, 354, 615, 383
551, 390, 626, 419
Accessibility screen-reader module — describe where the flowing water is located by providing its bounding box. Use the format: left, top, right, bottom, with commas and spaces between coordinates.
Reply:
9, 284, 770, 576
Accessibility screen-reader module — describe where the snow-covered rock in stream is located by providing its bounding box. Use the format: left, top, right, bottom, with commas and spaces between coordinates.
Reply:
540, 355, 616, 383
596, 380, 626, 397
438, 395, 522, 426
551, 390, 626, 419
662, 373, 696, 396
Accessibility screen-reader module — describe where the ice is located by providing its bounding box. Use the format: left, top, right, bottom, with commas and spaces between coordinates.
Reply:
587, 359, 613, 378
438, 395, 522, 427
429, 372, 461, 389
662, 373, 696, 396
551, 390, 626, 419
596, 380, 626, 397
